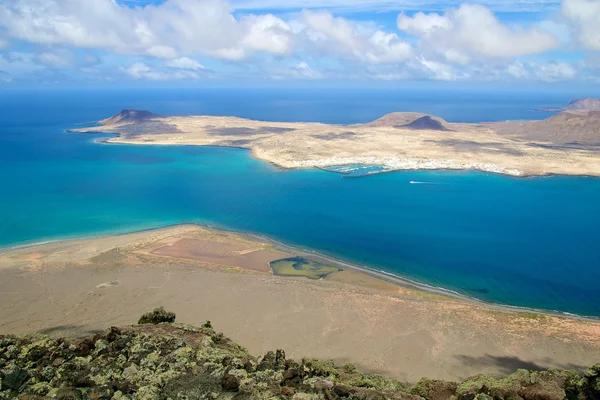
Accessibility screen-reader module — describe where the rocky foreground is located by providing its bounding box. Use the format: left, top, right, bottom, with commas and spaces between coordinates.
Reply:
1, 308, 599, 400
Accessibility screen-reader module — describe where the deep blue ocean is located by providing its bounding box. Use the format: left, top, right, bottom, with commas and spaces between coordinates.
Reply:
1, 88, 599, 316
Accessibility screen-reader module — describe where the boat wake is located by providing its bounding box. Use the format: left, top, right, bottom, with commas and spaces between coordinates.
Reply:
409, 180, 455, 185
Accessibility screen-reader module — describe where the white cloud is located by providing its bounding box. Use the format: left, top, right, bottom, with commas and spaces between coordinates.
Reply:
266, 60, 322, 80
443, 48, 470, 65
166, 57, 204, 70
230, 0, 561, 13
504, 61, 576, 82
123, 62, 153, 79
241, 14, 292, 54
397, 11, 451, 36
303, 11, 363, 54
212, 48, 247, 61
417, 57, 458, 80
506, 62, 530, 79
302, 10, 412, 64
0, 0, 136, 50
561, 0, 600, 51
290, 61, 321, 79
0, 0, 592, 83
0, 0, 292, 61
398, 4, 559, 59
146, 45, 178, 59
0, 70, 11, 82
365, 31, 412, 64
369, 72, 409, 80
531, 61, 576, 82
538, 20, 571, 45
35, 49, 76, 69
0, 52, 44, 76
122, 62, 202, 80
365, 58, 580, 82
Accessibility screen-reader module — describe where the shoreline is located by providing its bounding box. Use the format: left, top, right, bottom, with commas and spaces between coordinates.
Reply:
240, 230, 600, 322
100, 135, 600, 180
64, 125, 600, 179
108, 135, 533, 178
2, 221, 599, 323
83, 132, 597, 180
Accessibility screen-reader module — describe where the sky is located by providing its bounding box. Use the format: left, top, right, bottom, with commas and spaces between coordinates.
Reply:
0, 0, 599, 87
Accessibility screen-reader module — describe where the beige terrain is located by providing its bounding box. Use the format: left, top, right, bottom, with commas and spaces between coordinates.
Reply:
1, 225, 599, 383
71, 109, 600, 177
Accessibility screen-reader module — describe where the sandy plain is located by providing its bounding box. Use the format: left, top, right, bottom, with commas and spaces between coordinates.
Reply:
1, 225, 599, 383
71, 110, 600, 177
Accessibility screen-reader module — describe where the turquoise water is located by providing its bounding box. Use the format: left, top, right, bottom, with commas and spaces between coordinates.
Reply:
1, 89, 600, 317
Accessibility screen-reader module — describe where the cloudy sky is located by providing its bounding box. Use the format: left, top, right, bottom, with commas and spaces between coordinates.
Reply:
0, 0, 598, 86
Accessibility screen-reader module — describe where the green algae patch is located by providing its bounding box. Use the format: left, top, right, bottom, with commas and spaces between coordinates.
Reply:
269, 257, 342, 280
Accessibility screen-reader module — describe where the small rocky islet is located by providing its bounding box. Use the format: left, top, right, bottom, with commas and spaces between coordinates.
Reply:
1, 308, 599, 400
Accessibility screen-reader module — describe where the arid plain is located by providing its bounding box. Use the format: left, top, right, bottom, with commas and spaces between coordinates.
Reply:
1, 225, 599, 383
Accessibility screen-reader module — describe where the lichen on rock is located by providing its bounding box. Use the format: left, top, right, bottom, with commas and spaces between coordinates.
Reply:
0, 309, 596, 400
137, 307, 176, 325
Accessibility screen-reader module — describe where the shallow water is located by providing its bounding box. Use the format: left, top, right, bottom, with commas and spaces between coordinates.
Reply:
1, 88, 599, 316
269, 257, 341, 280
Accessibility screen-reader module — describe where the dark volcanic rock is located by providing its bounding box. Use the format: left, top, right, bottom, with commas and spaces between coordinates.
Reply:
1, 367, 29, 391
398, 116, 450, 131
411, 378, 458, 400
0, 308, 596, 399
54, 387, 84, 400
100, 109, 158, 125
220, 372, 241, 391
580, 363, 600, 399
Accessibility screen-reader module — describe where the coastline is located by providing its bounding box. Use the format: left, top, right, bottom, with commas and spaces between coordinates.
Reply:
6, 125, 595, 319
2, 221, 598, 322
87, 133, 580, 180
103, 135, 532, 178
2, 222, 600, 382
104, 135, 600, 180
67, 107, 600, 178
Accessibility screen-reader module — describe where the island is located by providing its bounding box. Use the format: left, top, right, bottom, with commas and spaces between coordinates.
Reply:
538, 97, 600, 112
70, 101, 600, 177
